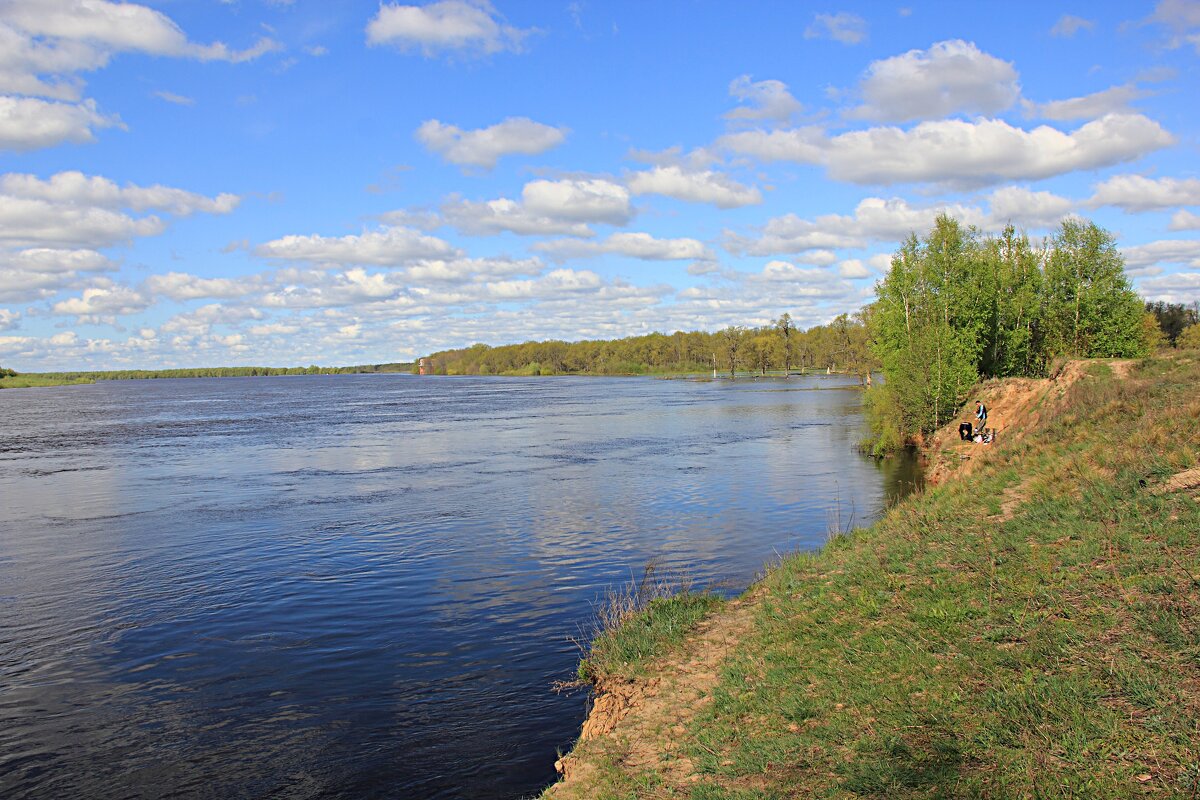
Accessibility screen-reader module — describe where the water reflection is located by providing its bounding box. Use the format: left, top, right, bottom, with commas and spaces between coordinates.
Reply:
0, 374, 920, 799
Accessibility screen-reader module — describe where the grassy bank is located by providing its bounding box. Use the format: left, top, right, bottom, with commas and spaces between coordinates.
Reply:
575, 565, 724, 686
548, 354, 1200, 799
0, 374, 95, 389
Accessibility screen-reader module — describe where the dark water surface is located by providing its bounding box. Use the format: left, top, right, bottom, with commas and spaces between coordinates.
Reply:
0, 374, 920, 799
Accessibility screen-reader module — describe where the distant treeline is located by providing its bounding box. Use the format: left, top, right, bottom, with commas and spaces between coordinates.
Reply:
21, 362, 414, 382
419, 315, 875, 377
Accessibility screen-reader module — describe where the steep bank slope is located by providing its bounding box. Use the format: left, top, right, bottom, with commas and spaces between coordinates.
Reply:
545, 355, 1200, 799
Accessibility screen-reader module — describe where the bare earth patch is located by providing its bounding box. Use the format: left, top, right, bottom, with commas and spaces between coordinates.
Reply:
1153, 467, 1200, 496
925, 359, 1135, 487
546, 593, 761, 798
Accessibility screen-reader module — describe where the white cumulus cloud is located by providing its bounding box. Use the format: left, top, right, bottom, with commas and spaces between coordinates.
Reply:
723, 113, 1175, 187
1025, 83, 1152, 121
533, 232, 714, 263
725, 75, 802, 124
416, 117, 567, 169
0, 171, 239, 215
627, 166, 762, 208
256, 227, 458, 267
51, 283, 149, 319
847, 40, 1020, 122
366, 0, 533, 57
0, 0, 279, 151
1169, 210, 1200, 231
0, 96, 121, 151
1088, 174, 1200, 212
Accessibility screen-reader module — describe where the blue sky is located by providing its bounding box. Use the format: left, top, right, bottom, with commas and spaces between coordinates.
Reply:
1, 0, 1198, 370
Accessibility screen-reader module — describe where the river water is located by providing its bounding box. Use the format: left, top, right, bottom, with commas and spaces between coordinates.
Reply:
0, 374, 920, 799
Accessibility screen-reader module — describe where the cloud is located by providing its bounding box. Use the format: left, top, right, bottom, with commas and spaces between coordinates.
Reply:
440, 178, 631, 236
847, 40, 1020, 122
803, 12, 866, 45
1, 0, 280, 63
752, 260, 846, 286
143, 272, 260, 301
441, 197, 595, 236
255, 226, 459, 265
1088, 174, 1200, 212
1025, 83, 1152, 121
1147, 0, 1200, 52
51, 283, 150, 319
160, 303, 265, 334
626, 166, 763, 208
0, 171, 238, 257
0, 195, 164, 248
533, 232, 715, 262
725, 75, 802, 124
1138, 269, 1200, 304
1169, 209, 1200, 230
415, 117, 567, 169
0, 247, 114, 301
404, 256, 542, 283
837, 259, 872, 278
987, 186, 1075, 228
0, 1, 278, 151
1051, 15, 1095, 37
715, 126, 826, 164
724, 196, 985, 256
0, 170, 239, 215
722, 114, 1175, 187
0, 307, 18, 330
366, 0, 533, 56
2, 247, 111, 274
153, 90, 195, 106
522, 178, 632, 223
0, 96, 121, 150
1122, 239, 1200, 269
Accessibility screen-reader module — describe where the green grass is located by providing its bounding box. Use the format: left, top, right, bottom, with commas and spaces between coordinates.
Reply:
0, 374, 94, 389
578, 592, 724, 684
554, 354, 1200, 798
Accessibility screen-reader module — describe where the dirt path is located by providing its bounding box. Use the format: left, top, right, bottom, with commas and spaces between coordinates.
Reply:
546, 594, 761, 797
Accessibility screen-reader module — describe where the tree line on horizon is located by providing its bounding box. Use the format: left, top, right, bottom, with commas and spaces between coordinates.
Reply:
417, 313, 875, 378
0, 362, 414, 384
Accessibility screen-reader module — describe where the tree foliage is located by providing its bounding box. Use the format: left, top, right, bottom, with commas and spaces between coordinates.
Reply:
866, 216, 1148, 451
1145, 301, 1200, 346
420, 318, 877, 378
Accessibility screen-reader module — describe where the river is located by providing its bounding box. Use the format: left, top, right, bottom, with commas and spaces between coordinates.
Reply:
0, 373, 920, 799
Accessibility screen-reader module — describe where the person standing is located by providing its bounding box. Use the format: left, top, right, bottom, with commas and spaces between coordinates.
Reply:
975, 400, 988, 432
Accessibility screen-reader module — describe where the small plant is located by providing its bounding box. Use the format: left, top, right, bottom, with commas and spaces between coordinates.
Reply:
573, 560, 721, 684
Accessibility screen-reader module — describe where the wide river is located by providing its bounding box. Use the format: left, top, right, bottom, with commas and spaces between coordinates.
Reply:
0, 373, 920, 799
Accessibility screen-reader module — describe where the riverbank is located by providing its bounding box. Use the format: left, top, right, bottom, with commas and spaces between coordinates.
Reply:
545, 354, 1200, 798
0, 374, 94, 389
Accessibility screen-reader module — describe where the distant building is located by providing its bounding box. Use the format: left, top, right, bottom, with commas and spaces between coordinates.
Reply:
419, 357, 430, 375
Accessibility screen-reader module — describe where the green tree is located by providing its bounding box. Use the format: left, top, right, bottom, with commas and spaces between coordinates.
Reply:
774, 313, 793, 374
1178, 323, 1200, 350
718, 326, 744, 378
869, 216, 983, 438
1043, 219, 1147, 359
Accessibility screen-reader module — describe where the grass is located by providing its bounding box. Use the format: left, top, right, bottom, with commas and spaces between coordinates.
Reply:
0, 374, 94, 389
575, 561, 723, 685
550, 353, 1200, 799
